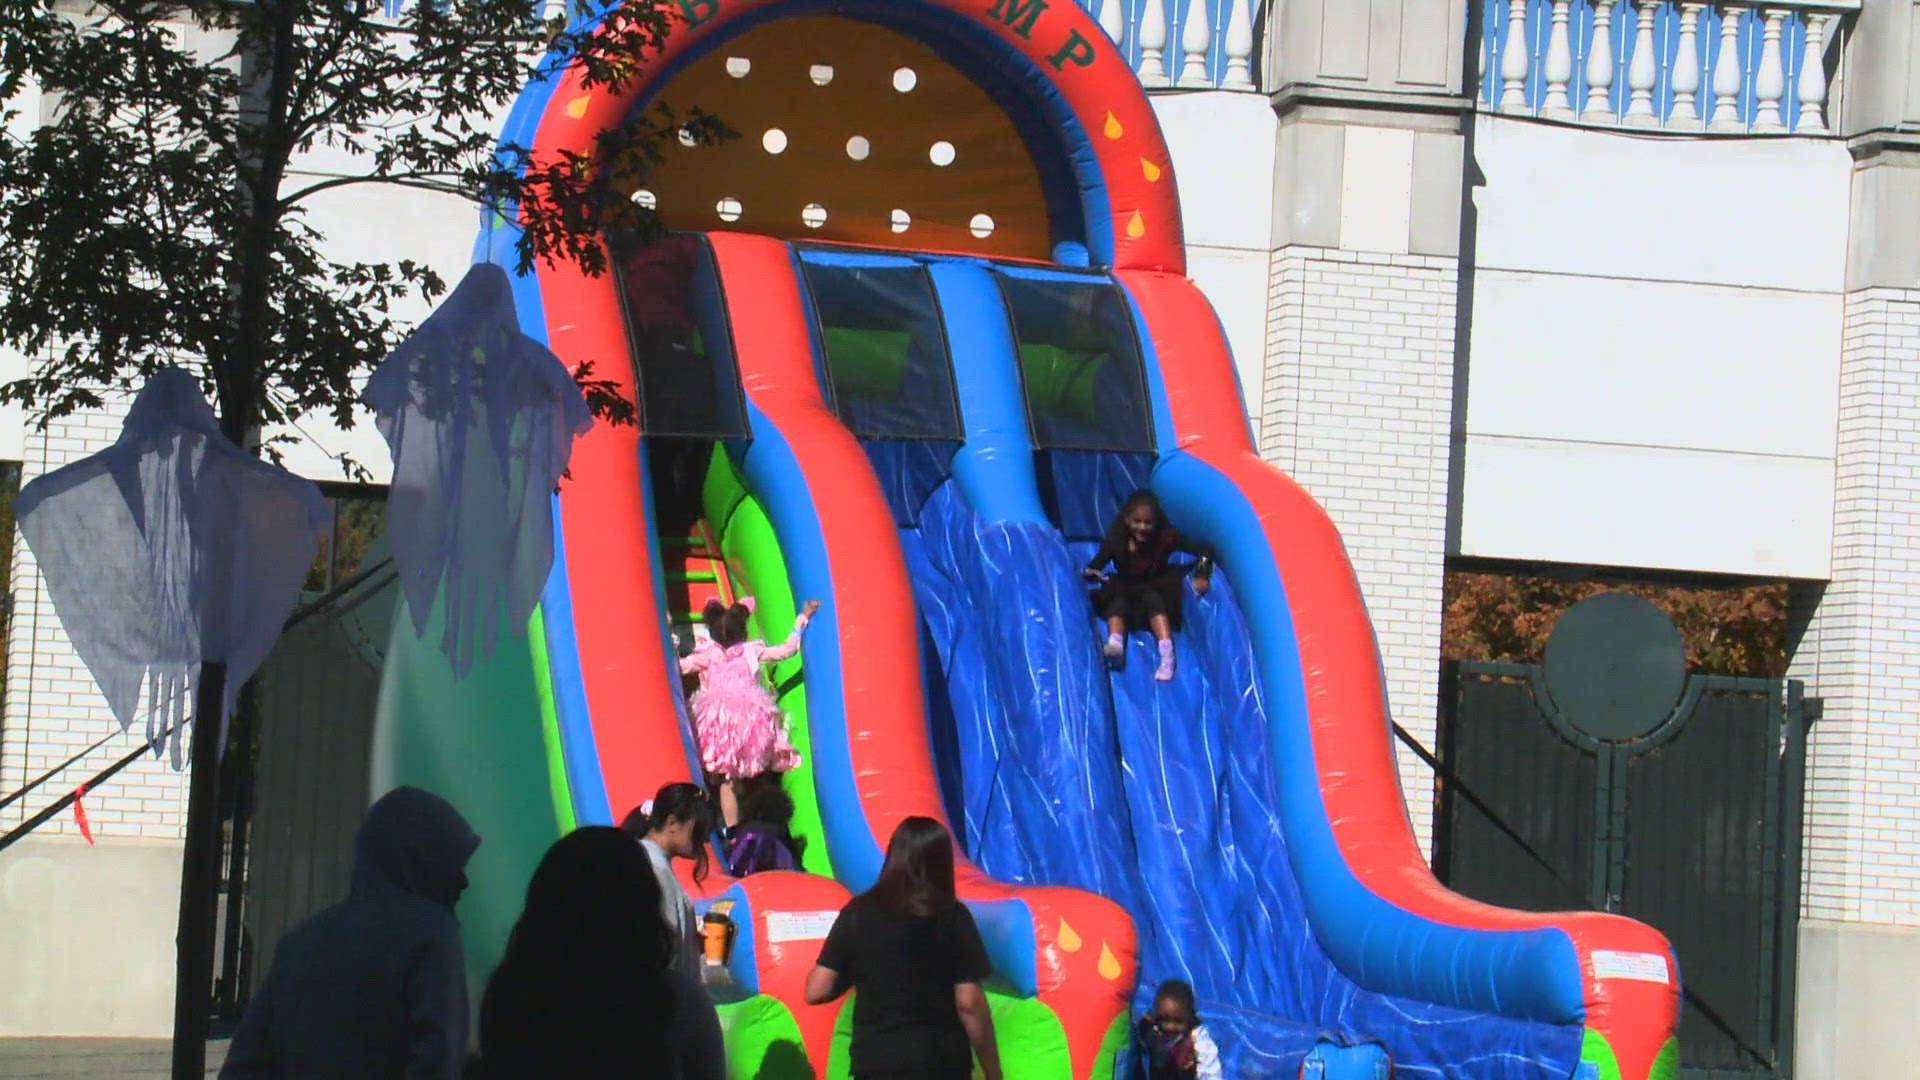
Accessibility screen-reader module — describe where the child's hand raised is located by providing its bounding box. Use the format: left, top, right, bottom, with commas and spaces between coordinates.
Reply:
802, 600, 821, 617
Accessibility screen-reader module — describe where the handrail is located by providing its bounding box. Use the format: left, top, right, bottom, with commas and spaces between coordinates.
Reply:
0, 720, 181, 854
281, 557, 396, 631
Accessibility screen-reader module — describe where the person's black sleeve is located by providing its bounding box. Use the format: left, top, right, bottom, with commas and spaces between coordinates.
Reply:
941, 903, 993, 984
1167, 528, 1212, 563
403, 922, 470, 1080
816, 900, 857, 977
1084, 538, 1115, 574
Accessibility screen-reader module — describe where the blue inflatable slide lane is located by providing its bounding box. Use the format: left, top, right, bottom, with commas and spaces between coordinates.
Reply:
885, 256, 1592, 1079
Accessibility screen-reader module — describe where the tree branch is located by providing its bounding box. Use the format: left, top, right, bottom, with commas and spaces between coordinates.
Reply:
278, 168, 474, 209
283, 5, 362, 143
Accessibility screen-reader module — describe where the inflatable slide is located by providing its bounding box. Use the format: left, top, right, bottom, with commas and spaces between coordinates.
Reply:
372, 0, 1682, 1076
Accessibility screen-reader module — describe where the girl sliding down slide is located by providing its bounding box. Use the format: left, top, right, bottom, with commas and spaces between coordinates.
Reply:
1083, 490, 1213, 681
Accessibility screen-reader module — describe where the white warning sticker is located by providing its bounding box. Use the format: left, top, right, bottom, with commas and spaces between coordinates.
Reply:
765, 910, 840, 944
1591, 950, 1671, 985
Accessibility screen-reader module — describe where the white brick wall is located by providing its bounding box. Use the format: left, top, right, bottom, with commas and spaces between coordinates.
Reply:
1794, 287, 1920, 925
1260, 245, 1458, 855
0, 393, 191, 840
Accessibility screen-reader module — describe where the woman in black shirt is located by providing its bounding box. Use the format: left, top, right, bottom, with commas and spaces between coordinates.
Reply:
804, 817, 1003, 1080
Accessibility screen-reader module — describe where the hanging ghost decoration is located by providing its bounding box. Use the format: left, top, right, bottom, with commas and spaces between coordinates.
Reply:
362, 262, 593, 679
15, 368, 328, 766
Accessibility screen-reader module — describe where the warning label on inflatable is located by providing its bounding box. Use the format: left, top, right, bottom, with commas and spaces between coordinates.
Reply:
1591, 950, 1671, 984
765, 910, 840, 943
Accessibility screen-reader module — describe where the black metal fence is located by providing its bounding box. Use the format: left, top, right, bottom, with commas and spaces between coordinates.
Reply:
1436, 662, 1810, 1079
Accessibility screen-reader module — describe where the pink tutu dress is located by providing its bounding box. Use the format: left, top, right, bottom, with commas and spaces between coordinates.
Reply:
679, 614, 808, 779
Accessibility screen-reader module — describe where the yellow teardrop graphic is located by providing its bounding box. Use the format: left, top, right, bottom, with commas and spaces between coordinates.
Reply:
566, 95, 591, 119
1141, 158, 1162, 182
1126, 211, 1146, 239
1058, 918, 1083, 953
1104, 112, 1123, 140
1097, 942, 1122, 980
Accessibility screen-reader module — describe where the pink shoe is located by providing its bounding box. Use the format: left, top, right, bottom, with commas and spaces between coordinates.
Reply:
1154, 649, 1175, 682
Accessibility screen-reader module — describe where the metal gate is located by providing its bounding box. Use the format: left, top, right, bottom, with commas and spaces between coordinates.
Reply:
1434, 594, 1811, 1080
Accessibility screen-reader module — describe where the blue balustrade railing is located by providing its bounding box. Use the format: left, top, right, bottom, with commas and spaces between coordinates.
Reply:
1077, 0, 1264, 92
1477, 1, 1857, 134
503, 0, 1270, 93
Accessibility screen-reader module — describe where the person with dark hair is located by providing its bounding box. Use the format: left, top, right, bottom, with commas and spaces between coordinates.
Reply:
622, 782, 718, 979
1135, 979, 1221, 1080
1082, 488, 1212, 681
679, 595, 821, 826
475, 827, 724, 1080
803, 817, 1002, 1080
222, 786, 479, 1080
723, 772, 805, 876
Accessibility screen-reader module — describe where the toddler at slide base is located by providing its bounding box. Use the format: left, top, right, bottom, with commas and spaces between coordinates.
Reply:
1136, 979, 1223, 1080
1083, 489, 1213, 681
678, 596, 818, 825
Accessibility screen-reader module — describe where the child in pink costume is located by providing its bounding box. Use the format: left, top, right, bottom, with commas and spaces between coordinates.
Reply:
680, 596, 820, 824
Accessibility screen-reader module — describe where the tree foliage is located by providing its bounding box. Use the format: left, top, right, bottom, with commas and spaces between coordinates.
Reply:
1441, 571, 1789, 678
301, 488, 385, 592
0, 0, 723, 462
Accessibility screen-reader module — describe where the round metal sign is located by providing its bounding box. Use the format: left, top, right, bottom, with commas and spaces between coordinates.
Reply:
1541, 592, 1687, 742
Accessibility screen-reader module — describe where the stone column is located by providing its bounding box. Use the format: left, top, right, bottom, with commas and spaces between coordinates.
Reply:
1262, 0, 1470, 856
1793, 8, 1920, 1062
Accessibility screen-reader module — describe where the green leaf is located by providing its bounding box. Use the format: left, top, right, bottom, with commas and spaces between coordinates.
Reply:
0, 0, 705, 450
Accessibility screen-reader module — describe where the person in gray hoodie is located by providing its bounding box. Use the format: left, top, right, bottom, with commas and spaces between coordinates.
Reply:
221, 785, 481, 1080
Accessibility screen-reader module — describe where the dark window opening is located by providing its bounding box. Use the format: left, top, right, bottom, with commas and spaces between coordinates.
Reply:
609, 231, 748, 440
646, 436, 721, 543
996, 274, 1153, 454
798, 259, 962, 442
302, 483, 388, 595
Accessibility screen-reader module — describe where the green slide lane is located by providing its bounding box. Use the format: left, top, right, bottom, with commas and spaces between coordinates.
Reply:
701, 444, 833, 878
698, 442, 845, 1076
